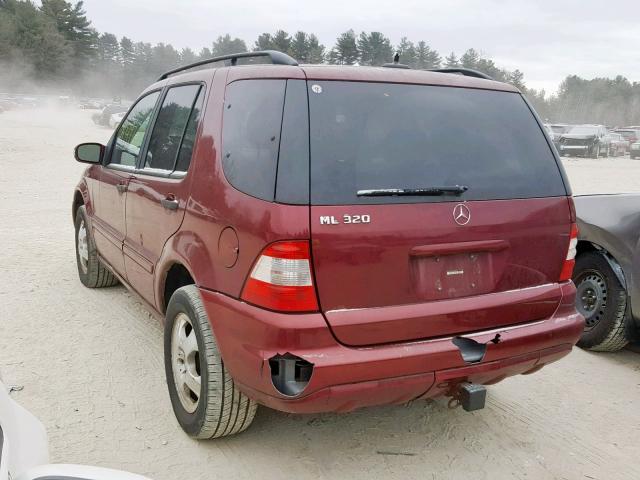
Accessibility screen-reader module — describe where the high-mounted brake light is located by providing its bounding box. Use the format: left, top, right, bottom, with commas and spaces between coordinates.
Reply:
241, 241, 319, 312
559, 223, 579, 282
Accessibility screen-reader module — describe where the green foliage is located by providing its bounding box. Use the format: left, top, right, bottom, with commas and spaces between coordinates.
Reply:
212, 34, 246, 56
414, 41, 441, 69
328, 29, 359, 65
288, 31, 325, 64
541, 75, 640, 125
1, 0, 638, 125
253, 32, 273, 51
445, 52, 458, 67
357, 31, 393, 66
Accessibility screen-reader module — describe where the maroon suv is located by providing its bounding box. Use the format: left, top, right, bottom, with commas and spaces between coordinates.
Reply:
72, 51, 584, 438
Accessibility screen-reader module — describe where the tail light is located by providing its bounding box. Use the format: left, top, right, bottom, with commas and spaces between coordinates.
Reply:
559, 223, 579, 282
241, 241, 319, 312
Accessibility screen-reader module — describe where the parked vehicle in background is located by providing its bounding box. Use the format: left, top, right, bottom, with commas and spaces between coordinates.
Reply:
91, 104, 128, 127
559, 124, 609, 158
0, 377, 151, 480
614, 128, 640, 152
71, 50, 583, 439
108, 111, 125, 129
606, 132, 628, 156
79, 99, 105, 110
630, 142, 640, 159
573, 194, 640, 351
545, 123, 571, 151
0, 100, 18, 111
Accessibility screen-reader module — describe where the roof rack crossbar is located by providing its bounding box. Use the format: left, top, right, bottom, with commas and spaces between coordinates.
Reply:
427, 68, 494, 80
157, 50, 298, 81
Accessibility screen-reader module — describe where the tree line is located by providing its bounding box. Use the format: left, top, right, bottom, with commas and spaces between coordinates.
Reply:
1, 0, 640, 126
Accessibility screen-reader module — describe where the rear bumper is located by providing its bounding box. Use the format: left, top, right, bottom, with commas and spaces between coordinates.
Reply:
200, 282, 583, 414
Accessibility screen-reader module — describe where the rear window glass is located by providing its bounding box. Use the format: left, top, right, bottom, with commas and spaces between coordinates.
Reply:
222, 79, 286, 201
308, 81, 567, 205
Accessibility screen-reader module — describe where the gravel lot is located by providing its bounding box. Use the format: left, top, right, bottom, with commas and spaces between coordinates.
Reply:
1, 107, 639, 480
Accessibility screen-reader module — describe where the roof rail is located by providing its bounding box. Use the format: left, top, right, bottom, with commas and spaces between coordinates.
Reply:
157, 50, 299, 81
427, 68, 493, 80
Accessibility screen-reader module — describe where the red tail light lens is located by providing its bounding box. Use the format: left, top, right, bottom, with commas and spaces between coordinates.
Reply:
241, 241, 319, 312
559, 223, 578, 282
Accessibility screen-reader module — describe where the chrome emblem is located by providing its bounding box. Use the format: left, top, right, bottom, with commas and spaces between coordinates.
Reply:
453, 203, 471, 226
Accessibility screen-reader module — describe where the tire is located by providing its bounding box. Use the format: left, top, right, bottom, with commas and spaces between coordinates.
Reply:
573, 251, 630, 352
164, 285, 257, 439
74, 206, 119, 288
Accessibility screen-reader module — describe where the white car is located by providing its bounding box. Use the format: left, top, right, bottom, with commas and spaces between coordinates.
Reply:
0, 379, 151, 480
109, 111, 126, 129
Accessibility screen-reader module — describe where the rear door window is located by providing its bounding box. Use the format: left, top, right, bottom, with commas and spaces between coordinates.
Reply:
307, 81, 567, 205
222, 79, 286, 201
110, 91, 160, 167
144, 84, 203, 172
175, 88, 206, 173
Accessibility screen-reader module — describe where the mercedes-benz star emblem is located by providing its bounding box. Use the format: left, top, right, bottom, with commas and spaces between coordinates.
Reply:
453, 203, 471, 226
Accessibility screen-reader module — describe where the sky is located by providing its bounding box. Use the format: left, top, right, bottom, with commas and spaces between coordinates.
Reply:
81, 0, 640, 96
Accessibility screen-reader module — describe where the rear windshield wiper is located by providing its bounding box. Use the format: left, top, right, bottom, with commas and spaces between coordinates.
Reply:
357, 186, 469, 197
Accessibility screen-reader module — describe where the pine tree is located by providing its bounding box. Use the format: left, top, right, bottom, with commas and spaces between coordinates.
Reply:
397, 37, 416, 67
40, 0, 96, 66
509, 69, 526, 91
97, 32, 119, 65
198, 46, 212, 59
290, 31, 310, 63
307, 34, 325, 64
426, 48, 441, 68
415, 41, 441, 69
270, 30, 291, 53
445, 52, 459, 67
212, 34, 247, 56
254, 33, 273, 51
179, 47, 197, 65
120, 36, 135, 68
328, 29, 358, 65
358, 31, 393, 66
460, 48, 480, 69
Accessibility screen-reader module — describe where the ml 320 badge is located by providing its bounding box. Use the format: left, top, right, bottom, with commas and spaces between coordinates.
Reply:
320, 214, 372, 225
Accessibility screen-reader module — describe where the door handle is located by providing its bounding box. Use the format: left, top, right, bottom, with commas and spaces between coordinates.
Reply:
161, 196, 179, 211
116, 183, 127, 194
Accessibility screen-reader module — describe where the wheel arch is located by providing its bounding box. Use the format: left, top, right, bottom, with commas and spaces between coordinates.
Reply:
72, 180, 92, 222
72, 190, 84, 222
576, 240, 627, 290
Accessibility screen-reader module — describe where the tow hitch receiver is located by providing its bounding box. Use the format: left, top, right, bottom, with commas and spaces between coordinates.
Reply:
450, 382, 487, 412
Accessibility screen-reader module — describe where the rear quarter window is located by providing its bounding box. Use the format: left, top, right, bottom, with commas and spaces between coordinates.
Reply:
222, 79, 286, 201
308, 81, 567, 205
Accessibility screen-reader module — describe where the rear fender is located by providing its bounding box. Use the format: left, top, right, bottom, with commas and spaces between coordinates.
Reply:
154, 229, 211, 314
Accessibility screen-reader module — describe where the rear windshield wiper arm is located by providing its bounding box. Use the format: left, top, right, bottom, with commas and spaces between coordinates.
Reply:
357, 186, 469, 197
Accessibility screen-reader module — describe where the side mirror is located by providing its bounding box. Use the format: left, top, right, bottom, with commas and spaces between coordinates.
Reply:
74, 143, 104, 164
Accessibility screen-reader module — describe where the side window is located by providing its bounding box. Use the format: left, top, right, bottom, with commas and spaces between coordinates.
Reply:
110, 92, 160, 167
144, 84, 202, 172
175, 88, 205, 172
222, 79, 286, 201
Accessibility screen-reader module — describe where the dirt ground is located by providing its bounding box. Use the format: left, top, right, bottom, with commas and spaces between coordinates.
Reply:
1, 107, 639, 480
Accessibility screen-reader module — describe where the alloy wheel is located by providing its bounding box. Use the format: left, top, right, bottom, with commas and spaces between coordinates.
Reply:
77, 219, 89, 274
171, 313, 201, 413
